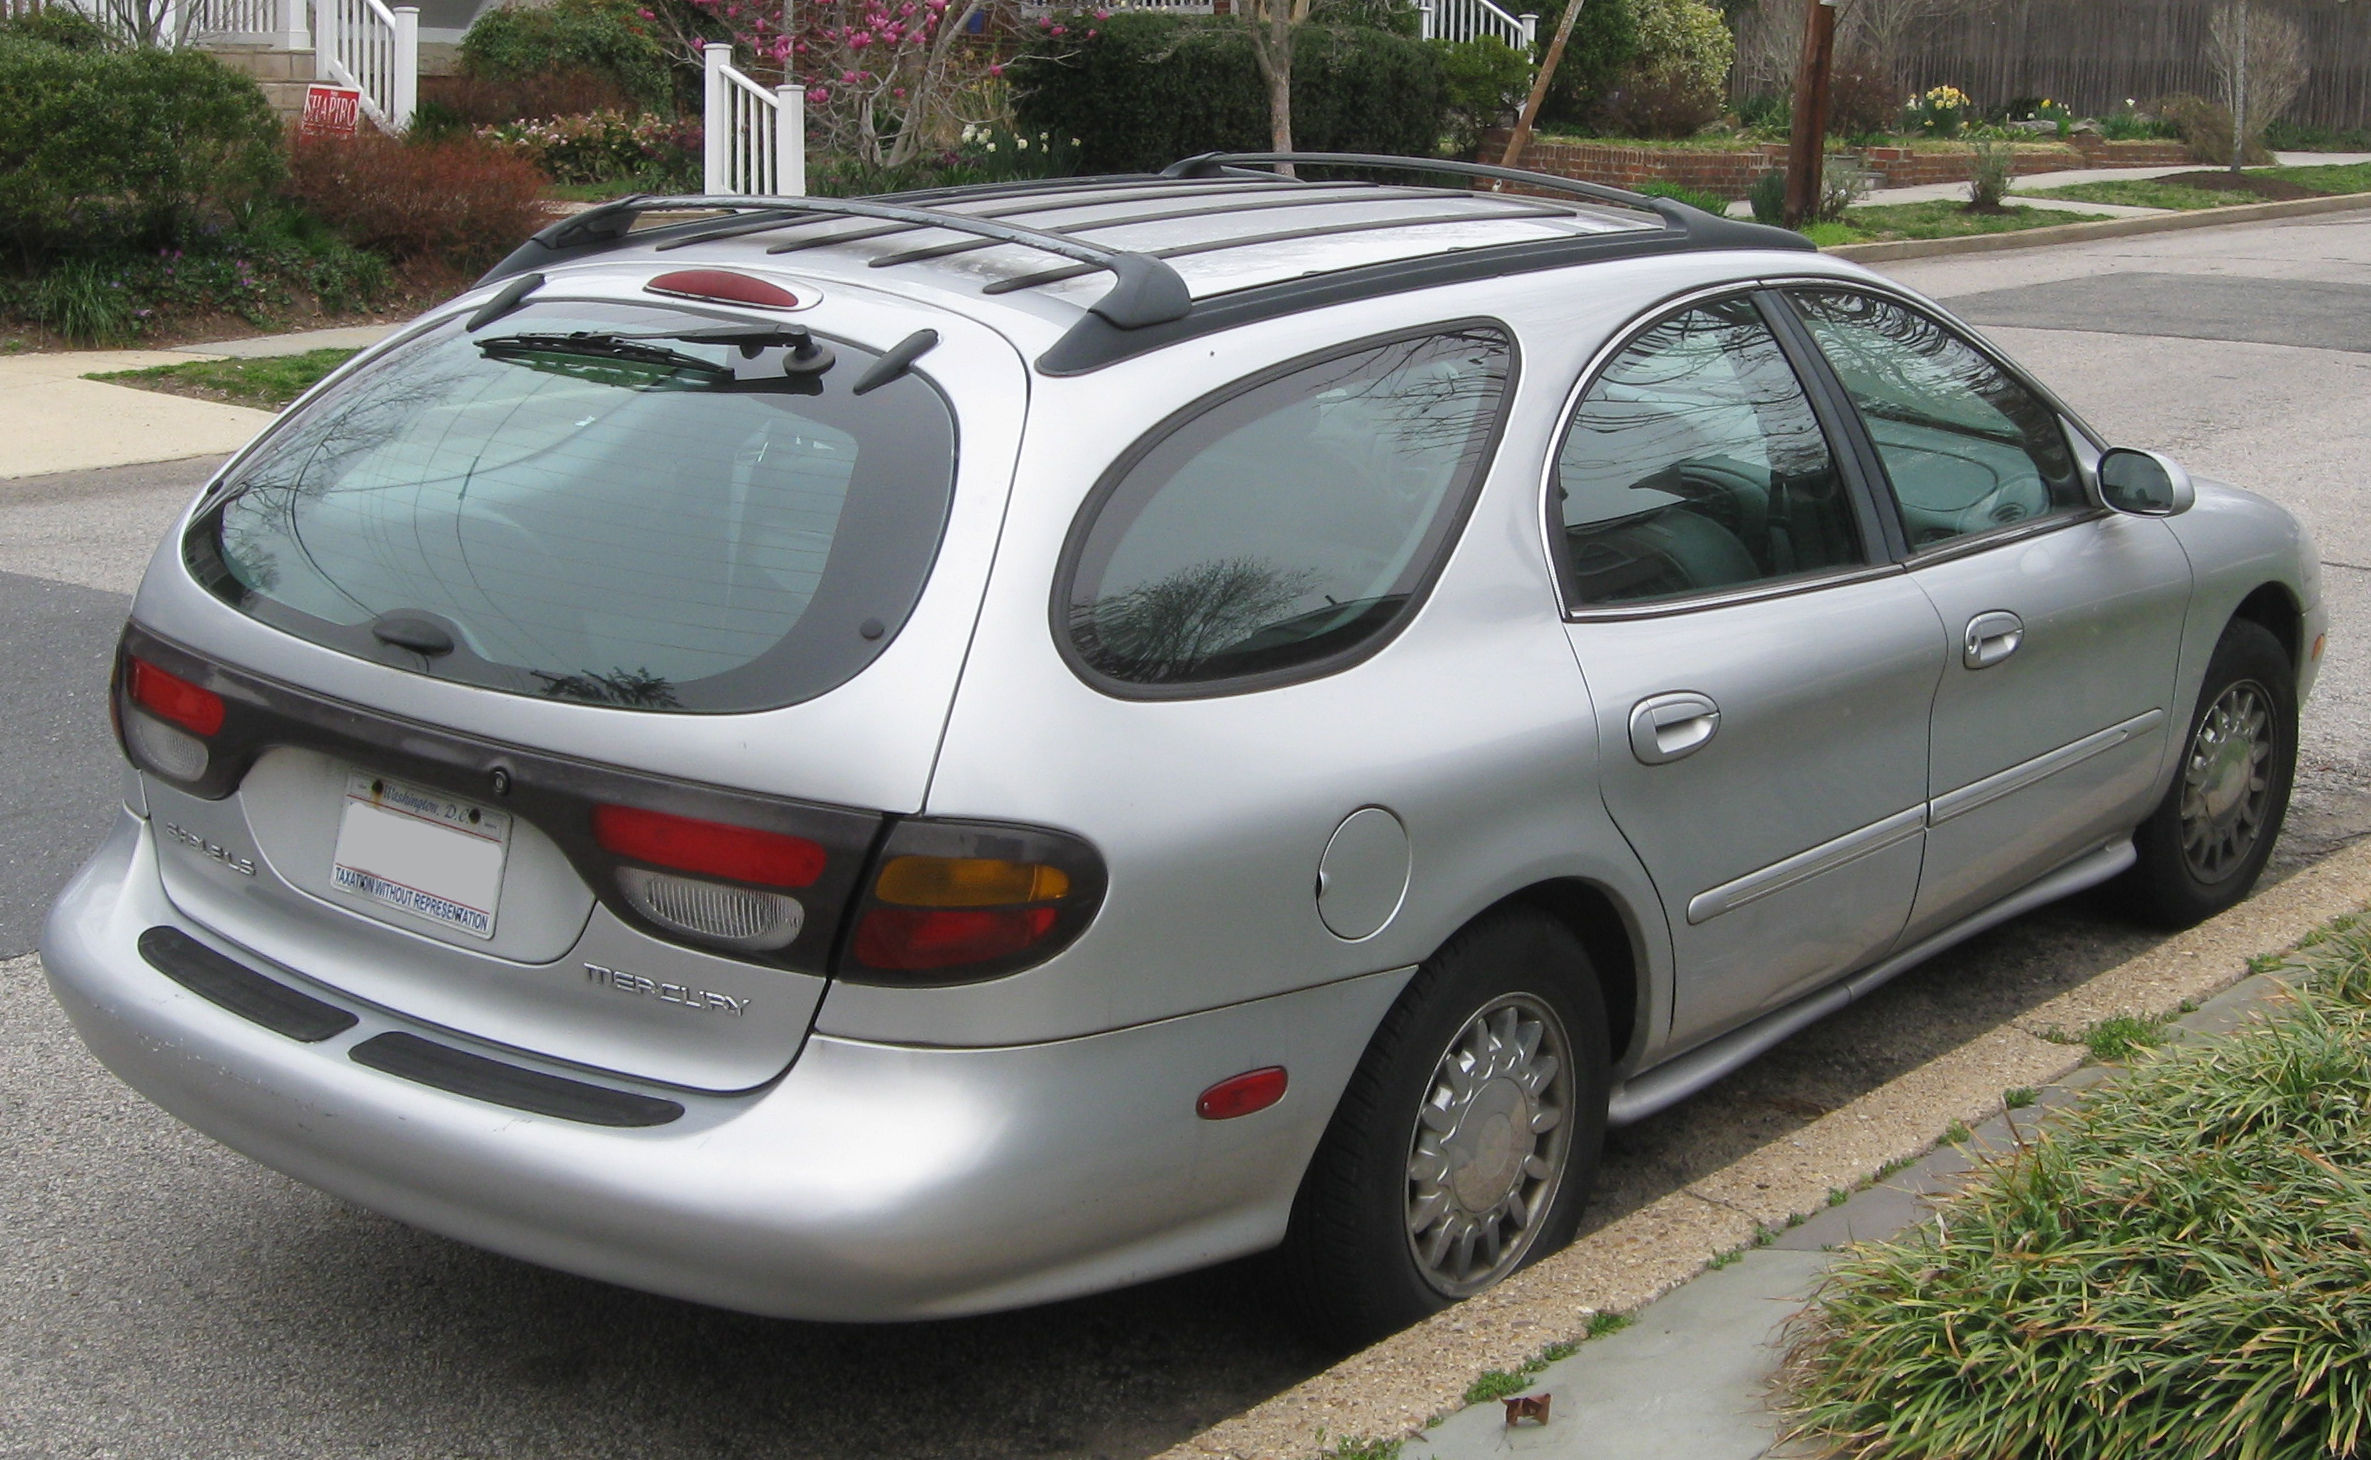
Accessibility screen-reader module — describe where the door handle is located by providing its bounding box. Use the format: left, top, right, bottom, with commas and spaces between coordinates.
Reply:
1629, 692, 1721, 765
1963, 610, 2024, 669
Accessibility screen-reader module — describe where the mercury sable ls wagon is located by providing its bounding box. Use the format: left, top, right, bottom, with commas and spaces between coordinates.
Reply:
44, 154, 2324, 1339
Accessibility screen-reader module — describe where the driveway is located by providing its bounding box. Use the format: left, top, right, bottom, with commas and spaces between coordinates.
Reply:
2, 209, 2366, 1460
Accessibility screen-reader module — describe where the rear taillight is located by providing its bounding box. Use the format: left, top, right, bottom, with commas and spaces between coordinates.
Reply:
131, 658, 225, 735
595, 804, 826, 953
844, 820, 1105, 984
122, 655, 225, 783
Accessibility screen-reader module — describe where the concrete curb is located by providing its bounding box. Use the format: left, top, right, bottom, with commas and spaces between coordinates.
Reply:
1824, 189, 2371, 263
1159, 837, 2371, 1460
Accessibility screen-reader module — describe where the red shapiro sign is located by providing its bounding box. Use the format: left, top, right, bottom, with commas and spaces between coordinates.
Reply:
300, 85, 363, 138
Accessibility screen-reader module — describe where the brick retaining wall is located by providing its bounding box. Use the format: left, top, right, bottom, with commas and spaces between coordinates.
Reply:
1484, 133, 2197, 196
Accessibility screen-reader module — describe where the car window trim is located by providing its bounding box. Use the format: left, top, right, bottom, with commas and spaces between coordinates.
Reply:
1761, 280, 2111, 562
1536, 282, 1894, 621
1050, 317, 1522, 701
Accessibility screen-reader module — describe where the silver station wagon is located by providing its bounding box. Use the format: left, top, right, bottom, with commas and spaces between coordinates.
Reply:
45, 153, 2324, 1339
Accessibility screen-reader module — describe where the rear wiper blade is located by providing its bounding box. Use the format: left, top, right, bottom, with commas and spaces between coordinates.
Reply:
477, 332, 728, 376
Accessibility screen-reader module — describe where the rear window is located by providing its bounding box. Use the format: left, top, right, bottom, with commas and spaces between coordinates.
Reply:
1059, 326, 1514, 693
185, 299, 958, 713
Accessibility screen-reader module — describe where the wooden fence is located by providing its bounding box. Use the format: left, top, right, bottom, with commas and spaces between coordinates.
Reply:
1896, 0, 2370, 132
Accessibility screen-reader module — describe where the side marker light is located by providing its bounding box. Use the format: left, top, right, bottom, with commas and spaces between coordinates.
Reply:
1197, 1067, 1288, 1121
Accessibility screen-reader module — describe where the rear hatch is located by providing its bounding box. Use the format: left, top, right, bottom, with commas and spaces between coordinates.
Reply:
121, 274, 1027, 1090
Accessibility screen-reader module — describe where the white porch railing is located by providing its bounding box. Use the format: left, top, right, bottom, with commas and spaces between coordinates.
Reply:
192, 0, 308, 46
1419, 0, 1536, 50
314, 0, 417, 131
703, 43, 807, 197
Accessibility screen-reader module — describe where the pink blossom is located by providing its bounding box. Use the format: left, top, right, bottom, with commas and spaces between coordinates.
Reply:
842, 67, 861, 81
1049, 22, 1065, 33
808, 84, 832, 102
987, 60, 1004, 75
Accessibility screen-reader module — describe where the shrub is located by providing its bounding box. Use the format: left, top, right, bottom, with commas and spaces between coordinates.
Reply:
1523, 0, 1639, 129
1595, 59, 1723, 138
479, 109, 701, 187
284, 133, 548, 277
2155, 92, 2271, 166
1011, 14, 1445, 175
1824, 52, 1896, 138
1748, 168, 1785, 224
0, 36, 283, 263
461, 0, 677, 112
1966, 135, 2013, 209
1735, 90, 1788, 135
412, 68, 635, 141
1905, 83, 1970, 138
1814, 157, 1870, 221
0, 8, 122, 49
1436, 34, 1532, 158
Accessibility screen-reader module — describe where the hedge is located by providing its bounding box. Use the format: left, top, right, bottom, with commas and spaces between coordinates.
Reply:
461, 0, 678, 113
0, 34, 282, 262
1011, 14, 1446, 175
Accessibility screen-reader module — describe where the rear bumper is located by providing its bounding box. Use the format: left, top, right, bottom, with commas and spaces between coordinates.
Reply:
43, 810, 1408, 1320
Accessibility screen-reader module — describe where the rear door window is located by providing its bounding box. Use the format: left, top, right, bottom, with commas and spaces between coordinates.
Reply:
186, 299, 958, 713
1060, 327, 1515, 693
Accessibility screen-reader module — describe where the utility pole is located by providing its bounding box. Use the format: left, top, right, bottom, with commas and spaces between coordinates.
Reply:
1782, 0, 1838, 227
1500, 0, 1585, 169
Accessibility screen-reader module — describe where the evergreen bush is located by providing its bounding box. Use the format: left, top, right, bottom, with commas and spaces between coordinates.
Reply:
0, 34, 282, 263
1010, 13, 1446, 175
461, 0, 677, 112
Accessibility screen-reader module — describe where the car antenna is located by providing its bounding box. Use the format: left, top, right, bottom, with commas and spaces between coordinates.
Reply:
852, 329, 940, 396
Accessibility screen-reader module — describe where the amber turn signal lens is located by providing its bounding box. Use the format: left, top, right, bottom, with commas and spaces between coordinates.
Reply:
874, 855, 1070, 908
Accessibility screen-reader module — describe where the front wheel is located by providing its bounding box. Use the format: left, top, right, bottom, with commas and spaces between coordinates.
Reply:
2118, 617, 2297, 928
1277, 908, 1609, 1343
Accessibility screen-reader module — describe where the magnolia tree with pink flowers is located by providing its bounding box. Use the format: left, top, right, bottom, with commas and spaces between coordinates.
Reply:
653, 0, 1091, 167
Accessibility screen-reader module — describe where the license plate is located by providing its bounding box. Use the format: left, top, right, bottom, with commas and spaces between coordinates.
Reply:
331, 772, 511, 939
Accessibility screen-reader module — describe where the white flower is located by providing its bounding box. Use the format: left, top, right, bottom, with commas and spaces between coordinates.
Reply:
1016, 136, 1029, 149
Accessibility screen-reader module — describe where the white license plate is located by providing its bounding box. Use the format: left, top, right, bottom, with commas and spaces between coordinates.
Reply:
331, 772, 511, 939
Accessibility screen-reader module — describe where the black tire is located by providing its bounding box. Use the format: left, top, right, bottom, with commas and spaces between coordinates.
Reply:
1277, 907, 1609, 1345
2117, 617, 2297, 928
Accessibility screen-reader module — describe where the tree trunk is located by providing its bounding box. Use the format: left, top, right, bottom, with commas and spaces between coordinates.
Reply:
1783, 0, 1837, 228
2228, 0, 2249, 174
1245, 3, 1295, 168
1500, 0, 1584, 169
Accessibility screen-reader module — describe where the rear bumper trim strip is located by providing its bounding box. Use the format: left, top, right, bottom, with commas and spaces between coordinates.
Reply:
349, 1031, 685, 1128
138, 925, 358, 1043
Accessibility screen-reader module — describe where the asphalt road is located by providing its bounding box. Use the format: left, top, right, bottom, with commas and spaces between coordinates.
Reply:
5, 212, 2369, 1460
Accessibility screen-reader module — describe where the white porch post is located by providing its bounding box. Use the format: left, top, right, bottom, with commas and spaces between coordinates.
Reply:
315, 0, 336, 85
1518, 10, 1537, 48
704, 43, 733, 195
391, 5, 418, 129
1418, 0, 1434, 39
774, 82, 804, 197
285, 0, 311, 56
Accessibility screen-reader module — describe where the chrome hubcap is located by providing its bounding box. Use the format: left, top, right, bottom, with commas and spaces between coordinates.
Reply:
1405, 996, 1571, 1297
2180, 681, 2274, 883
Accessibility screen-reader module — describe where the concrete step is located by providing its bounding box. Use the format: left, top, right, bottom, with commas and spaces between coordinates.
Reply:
202, 42, 317, 82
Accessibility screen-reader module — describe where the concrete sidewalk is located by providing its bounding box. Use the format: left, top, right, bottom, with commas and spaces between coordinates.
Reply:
1855, 150, 2371, 213
0, 324, 399, 481
1396, 964, 2311, 1460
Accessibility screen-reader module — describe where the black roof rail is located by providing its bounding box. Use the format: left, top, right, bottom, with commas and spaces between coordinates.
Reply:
1160, 151, 1806, 251
477, 192, 1194, 329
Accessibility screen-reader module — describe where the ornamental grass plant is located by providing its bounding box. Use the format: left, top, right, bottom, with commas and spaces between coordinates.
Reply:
1783, 919, 2371, 1460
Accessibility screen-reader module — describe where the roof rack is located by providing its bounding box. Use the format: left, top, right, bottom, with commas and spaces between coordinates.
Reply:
478, 192, 1194, 329
1158, 152, 1801, 253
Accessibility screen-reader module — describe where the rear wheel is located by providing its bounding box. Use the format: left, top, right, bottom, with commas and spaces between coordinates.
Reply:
2119, 618, 2296, 928
1278, 908, 1608, 1343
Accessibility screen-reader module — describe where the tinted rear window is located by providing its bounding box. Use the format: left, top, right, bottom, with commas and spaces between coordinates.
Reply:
1061, 327, 1514, 692
186, 300, 957, 713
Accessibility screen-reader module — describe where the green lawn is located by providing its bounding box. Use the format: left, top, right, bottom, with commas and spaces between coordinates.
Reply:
2023, 162, 2371, 210
1807, 200, 2112, 246
88, 348, 360, 411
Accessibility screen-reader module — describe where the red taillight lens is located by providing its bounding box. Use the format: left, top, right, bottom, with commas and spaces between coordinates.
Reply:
592, 804, 825, 888
851, 906, 1059, 971
1197, 1067, 1289, 1120
130, 657, 225, 736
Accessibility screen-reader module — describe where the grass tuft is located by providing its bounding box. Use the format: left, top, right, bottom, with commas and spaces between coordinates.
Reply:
2078, 1012, 2173, 1063
1783, 919, 2371, 1460
1586, 1311, 1633, 1340
1463, 1369, 1528, 1405
1709, 1248, 1742, 1270
2003, 1086, 2038, 1110
1940, 1119, 1972, 1146
1317, 1439, 1401, 1460
89, 348, 360, 412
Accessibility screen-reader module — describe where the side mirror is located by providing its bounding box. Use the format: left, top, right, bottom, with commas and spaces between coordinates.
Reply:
2097, 448, 2194, 517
